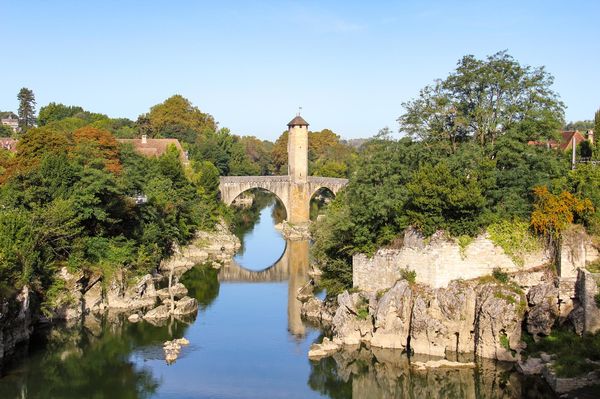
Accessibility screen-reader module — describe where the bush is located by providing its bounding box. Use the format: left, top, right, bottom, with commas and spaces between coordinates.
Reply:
488, 219, 541, 266
400, 268, 417, 284
492, 268, 509, 284
523, 329, 600, 377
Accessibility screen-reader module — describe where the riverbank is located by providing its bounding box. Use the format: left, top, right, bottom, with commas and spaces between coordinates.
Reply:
0, 223, 240, 365
303, 226, 600, 396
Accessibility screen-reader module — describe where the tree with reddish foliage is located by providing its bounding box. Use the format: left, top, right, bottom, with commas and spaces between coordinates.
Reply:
72, 126, 122, 174
530, 186, 594, 243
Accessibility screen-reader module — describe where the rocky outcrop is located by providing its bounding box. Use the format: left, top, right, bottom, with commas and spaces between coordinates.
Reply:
526, 279, 559, 337
0, 286, 35, 361
559, 224, 600, 278
301, 297, 335, 325
159, 223, 240, 275
371, 281, 412, 349
106, 273, 158, 310
163, 337, 190, 364
572, 268, 600, 334
331, 291, 374, 345
143, 305, 170, 322
308, 337, 341, 360
170, 296, 198, 316
316, 277, 528, 362
156, 283, 188, 301
275, 221, 311, 240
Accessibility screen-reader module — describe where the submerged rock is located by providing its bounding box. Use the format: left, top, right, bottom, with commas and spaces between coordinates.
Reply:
308, 337, 341, 360
411, 359, 476, 371
163, 337, 190, 364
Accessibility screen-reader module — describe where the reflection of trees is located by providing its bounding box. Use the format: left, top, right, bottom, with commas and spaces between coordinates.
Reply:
307, 346, 556, 399
180, 263, 220, 310
0, 314, 195, 398
307, 355, 353, 399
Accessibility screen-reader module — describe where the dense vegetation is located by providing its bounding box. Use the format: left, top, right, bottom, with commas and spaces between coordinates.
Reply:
313, 51, 600, 294
0, 123, 220, 309
0, 89, 357, 308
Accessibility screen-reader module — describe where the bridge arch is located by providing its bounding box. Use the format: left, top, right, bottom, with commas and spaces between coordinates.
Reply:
219, 176, 291, 215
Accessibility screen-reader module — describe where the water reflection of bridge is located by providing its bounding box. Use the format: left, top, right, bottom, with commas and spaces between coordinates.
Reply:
219, 240, 310, 337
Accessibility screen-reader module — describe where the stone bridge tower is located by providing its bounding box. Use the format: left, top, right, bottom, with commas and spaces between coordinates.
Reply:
287, 115, 310, 224
218, 115, 348, 224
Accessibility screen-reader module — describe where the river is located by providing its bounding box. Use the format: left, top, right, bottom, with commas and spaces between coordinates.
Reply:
0, 191, 555, 398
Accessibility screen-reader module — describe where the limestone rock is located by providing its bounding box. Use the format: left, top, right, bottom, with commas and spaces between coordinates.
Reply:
143, 305, 170, 321
296, 280, 315, 303
371, 280, 412, 349
128, 314, 141, 323
474, 284, 523, 361
83, 281, 104, 313
157, 283, 188, 301
411, 359, 476, 371
0, 286, 34, 361
301, 296, 336, 325
517, 357, 544, 375
171, 296, 198, 316
106, 273, 157, 310
526, 281, 559, 337
574, 268, 600, 334
332, 291, 373, 345
308, 337, 341, 360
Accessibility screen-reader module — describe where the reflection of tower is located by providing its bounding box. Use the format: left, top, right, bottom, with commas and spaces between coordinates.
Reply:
287, 115, 310, 224
287, 239, 310, 338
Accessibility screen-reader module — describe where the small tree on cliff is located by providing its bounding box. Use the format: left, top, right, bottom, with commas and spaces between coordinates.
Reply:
530, 186, 593, 261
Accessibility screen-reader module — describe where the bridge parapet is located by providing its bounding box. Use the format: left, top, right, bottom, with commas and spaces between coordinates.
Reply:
220, 175, 290, 184
307, 176, 349, 186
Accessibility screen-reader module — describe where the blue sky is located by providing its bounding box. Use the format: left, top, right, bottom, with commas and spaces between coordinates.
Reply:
1, 1, 599, 140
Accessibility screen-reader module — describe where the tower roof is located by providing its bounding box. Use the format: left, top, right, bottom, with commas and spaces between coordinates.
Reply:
287, 115, 309, 127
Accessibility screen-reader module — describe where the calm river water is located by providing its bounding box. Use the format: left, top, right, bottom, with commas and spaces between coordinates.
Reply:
0, 192, 556, 398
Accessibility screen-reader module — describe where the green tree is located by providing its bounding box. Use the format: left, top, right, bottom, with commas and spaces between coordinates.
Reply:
0, 124, 13, 137
38, 103, 84, 126
399, 51, 564, 150
595, 109, 600, 154
17, 87, 36, 133
142, 95, 217, 143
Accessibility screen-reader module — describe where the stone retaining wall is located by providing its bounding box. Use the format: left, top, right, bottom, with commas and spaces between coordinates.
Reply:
353, 227, 599, 291
353, 230, 550, 290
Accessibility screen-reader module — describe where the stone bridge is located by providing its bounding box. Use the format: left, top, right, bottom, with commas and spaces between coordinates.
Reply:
219, 115, 348, 223
219, 175, 348, 220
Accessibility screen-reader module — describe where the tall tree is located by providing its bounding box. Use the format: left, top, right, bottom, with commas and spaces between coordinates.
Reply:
595, 109, 600, 154
17, 88, 36, 133
399, 51, 564, 151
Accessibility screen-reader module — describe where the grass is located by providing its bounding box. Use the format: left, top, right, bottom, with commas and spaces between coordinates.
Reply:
522, 329, 600, 378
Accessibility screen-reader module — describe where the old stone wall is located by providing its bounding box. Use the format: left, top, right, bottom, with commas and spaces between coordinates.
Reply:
353, 230, 551, 291
353, 227, 599, 291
